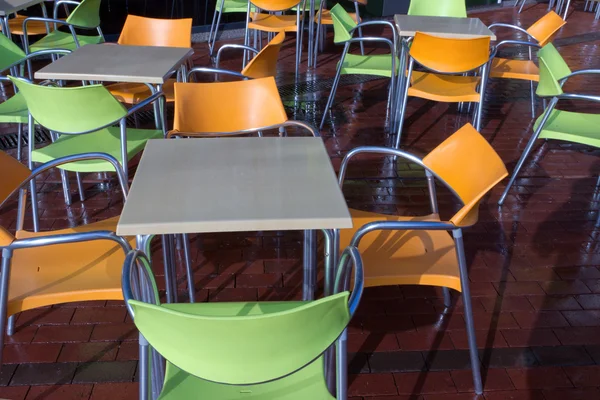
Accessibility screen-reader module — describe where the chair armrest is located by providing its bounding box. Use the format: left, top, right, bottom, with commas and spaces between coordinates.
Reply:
348, 219, 456, 246
351, 20, 397, 37
53, 0, 80, 19
557, 93, 600, 103
281, 120, 320, 137
493, 39, 541, 52
8, 231, 131, 253
558, 69, 600, 85
187, 67, 249, 81
122, 250, 161, 318
488, 22, 536, 40
2, 49, 71, 75
346, 37, 396, 57
334, 246, 364, 317
22, 17, 79, 51
126, 91, 165, 117
215, 44, 259, 69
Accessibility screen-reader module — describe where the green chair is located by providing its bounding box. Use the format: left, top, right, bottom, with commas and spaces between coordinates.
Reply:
498, 43, 600, 205
0, 32, 71, 163
407, 0, 467, 17
207, 0, 256, 57
122, 245, 364, 400
8, 76, 164, 217
22, 0, 104, 54
319, 3, 398, 130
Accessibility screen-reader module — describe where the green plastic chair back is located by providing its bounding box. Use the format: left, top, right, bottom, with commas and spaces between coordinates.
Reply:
129, 291, 351, 385
9, 77, 127, 133
65, 0, 102, 28
536, 43, 572, 97
0, 34, 26, 73
408, 0, 467, 17
330, 3, 358, 44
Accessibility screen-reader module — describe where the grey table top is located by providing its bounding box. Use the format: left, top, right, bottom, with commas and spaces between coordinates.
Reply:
35, 44, 194, 84
117, 137, 353, 236
0, 0, 44, 16
394, 15, 497, 40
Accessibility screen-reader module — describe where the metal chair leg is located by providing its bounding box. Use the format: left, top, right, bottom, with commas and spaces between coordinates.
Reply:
6, 314, 15, 336
453, 230, 482, 395
394, 59, 414, 150
336, 330, 348, 400
442, 287, 453, 309
75, 172, 85, 202
529, 80, 536, 118
182, 233, 195, 303
0, 250, 13, 367
161, 235, 176, 303
60, 169, 72, 206
319, 45, 348, 130
16, 123, 23, 162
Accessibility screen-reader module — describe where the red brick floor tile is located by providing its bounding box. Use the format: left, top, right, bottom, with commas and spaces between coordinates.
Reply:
424, 394, 483, 400
237, 273, 283, 288
25, 384, 93, 400
348, 333, 401, 353
478, 297, 534, 313
0, 386, 30, 400
539, 281, 592, 296
3, 343, 62, 364
448, 330, 509, 350
349, 373, 398, 397
115, 342, 138, 361
562, 310, 600, 326
89, 382, 138, 400
574, 294, 600, 309
207, 288, 258, 302
554, 327, 600, 345
483, 390, 545, 400
4, 325, 38, 344
71, 307, 127, 325
450, 369, 514, 393
57, 342, 119, 363
541, 388, 600, 400
506, 367, 574, 390
89, 323, 137, 342
396, 331, 455, 351
491, 282, 544, 296
553, 267, 600, 280
509, 268, 560, 282
526, 295, 582, 311
511, 311, 570, 329
563, 365, 600, 387
16, 308, 75, 326
395, 371, 456, 395
469, 313, 520, 330
33, 325, 93, 343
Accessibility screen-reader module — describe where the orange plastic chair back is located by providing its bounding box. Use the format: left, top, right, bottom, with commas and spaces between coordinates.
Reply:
171, 77, 288, 135
242, 32, 285, 79
250, 0, 302, 12
118, 15, 192, 47
422, 124, 507, 227
526, 11, 566, 47
0, 151, 30, 245
410, 32, 490, 73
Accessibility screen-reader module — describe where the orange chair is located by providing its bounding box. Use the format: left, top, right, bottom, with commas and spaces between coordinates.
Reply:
245, 0, 304, 76
489, 11, 566, 117
0, 151, 134, 366
169, 76, 318, 137
106, 15, 193, 104
338, 124, 508, 395
214, 31, 285, 79
395, 32, 492, 149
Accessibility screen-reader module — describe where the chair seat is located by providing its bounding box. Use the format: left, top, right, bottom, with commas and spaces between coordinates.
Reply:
249, 14, 299, 32
31, 127, 163, 172
316, 9, 359, 24
30, 30, 103, 52
156, 301, 334, 400
107, 79, 175, 104
339, 209, 462, 291
537, 109, 600, 147
217, 0, 255, 13
408, 71, 481, 103
1, 14, 56, 35
490, 58, 539, 81
0, 93, 28, 124
340, 53, 399, 78
9, 216, 133, 315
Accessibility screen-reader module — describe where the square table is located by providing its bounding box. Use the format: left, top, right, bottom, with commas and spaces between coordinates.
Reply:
117, 136, 352, 300
0, 0, 49, 38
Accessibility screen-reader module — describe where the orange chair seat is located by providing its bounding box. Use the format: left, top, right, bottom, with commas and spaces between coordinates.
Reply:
3, 14, 55, 35
339, 209, 462, 291
8, 217, 134, 316
489, 58, 540, 81
315, 9, 359, 24
107, 78, 175, 104
249, 13, 299, 32
408, 71, 482, 103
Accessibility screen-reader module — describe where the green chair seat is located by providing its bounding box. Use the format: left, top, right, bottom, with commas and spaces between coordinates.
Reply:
537, 109, 600, 147
218, 0, 255, 13
0, 93, 28, 124
31, 127, 162, 172
30, 31, 104, 52
340, 54, 399, 78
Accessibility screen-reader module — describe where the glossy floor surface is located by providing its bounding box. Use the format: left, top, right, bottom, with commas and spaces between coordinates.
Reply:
2, 2, 600, 399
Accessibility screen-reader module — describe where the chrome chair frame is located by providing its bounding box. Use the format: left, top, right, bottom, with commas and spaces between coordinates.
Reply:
313, 0, 364, 65
498, 69, 600, 205
488, 23, 545, 118
394, 41, 493, 149
550, 0, 571, 20
319, 20, 398, 131
122, 243, 363, 400
338, 145, 484, 394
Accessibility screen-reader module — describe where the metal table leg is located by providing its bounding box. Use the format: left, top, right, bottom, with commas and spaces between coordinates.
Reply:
302, 229, 317, 300
308, 0, 315, 67
1, 16, 11, 39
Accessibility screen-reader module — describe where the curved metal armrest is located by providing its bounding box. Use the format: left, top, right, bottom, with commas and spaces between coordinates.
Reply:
53, 0, 80, 19
126, 91, 166, 117
559, 69, 600, 84
349, 219, 456, 247
493, 39, 541, 52
557, 93, 600, 103
215, 44, 259, 68
282, 120, 320, 137
346, 37, 396, 56
8, 230, 131, 252
0, 153, 128, 212
351, 20, 398, 37
334, 246, 364, 316
187, 67, 249, 81
122, 250, 161, 318
22, 17, 79, 51
488, 22, 536, 40
2, 49, 72, 75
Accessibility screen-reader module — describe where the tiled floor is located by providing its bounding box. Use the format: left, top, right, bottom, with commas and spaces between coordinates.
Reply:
1, 1, 600, 399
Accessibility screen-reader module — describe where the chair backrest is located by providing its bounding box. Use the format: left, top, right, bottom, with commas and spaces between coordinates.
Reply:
0, 151, 30, 246
526, 11, 565, 47
129, 291, 350, 384
330, 3, 358, 44
410, 32, 490, 73
171, 77, 288, 135
250, 0, 302, 12
422, 124, 507, 227
118, 15, 192, 47
408, 0, 467, 17
9, 77, 127, 134
536, 43, 572, 97
65, 0, 102, 29
241, 32, 285, 78
0, 34, 26, 74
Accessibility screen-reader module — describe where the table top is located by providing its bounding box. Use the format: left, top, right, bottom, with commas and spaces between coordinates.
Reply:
35, 44, 193, 84
0, 0, 44, 16
117, 137, 353, 236
394, 15, 496, 40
